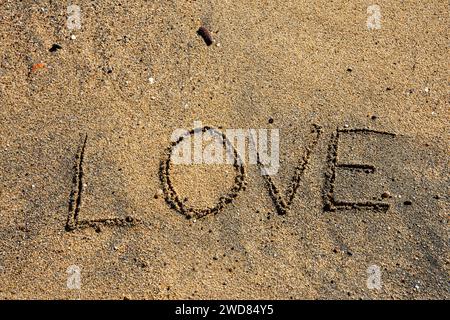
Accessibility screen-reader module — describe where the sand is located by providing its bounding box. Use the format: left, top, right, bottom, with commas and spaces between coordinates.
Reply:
0, 0, 448, 299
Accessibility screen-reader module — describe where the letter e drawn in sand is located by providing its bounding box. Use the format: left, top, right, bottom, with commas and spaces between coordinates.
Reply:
160, 127, 247, 219
322, 128, 396, 212
65, 133, 140, 232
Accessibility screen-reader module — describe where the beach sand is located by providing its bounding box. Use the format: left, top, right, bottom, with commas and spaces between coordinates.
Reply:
0, 0, 448, 299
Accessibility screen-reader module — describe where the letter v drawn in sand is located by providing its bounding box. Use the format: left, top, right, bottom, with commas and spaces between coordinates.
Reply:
256, 124, 322, 215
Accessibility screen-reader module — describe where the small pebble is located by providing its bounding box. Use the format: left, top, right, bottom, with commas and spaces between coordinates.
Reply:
103, 66, 113, 74
154, 189, 163, 199
381, 191, 391, 199
197, 26, 213, 46
70, 35, 77, 40
30, 63, 46, 73
148, 77, 155, 84
49, 44, 62, 52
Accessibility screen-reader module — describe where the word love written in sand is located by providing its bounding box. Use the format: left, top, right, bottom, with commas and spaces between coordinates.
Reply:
65, 125, 396, 231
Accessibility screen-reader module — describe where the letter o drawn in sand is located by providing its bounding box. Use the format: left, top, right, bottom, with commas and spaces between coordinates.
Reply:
160, 126, 246, 219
